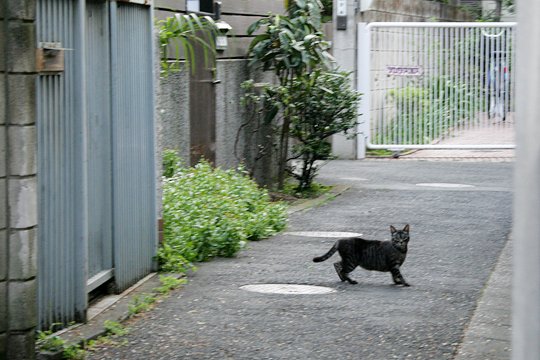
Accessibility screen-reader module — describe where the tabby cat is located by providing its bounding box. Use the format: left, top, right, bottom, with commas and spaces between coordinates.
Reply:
313, 225, 410, 286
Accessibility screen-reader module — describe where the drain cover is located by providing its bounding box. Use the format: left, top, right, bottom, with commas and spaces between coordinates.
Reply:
284, 231, 362, 238
416, 183, 474, 188
240, 284, 336, 295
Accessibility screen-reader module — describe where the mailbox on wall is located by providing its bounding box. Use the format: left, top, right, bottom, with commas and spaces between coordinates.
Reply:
336, 0, 347, 30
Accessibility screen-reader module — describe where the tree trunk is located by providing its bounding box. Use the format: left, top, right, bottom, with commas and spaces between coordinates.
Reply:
494, 0, 502, 21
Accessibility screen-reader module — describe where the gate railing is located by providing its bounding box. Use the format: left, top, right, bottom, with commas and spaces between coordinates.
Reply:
357, 22, 517, 151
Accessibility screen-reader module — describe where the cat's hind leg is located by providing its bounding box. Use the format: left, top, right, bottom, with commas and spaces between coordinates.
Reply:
340, 261, 358, 285
390, 267, 410, 287
333, 262, 346, 282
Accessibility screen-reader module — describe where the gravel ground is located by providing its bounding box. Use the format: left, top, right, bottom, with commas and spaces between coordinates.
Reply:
87, 160, 513, 360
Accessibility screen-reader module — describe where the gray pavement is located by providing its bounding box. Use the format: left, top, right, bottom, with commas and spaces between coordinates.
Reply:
401, 116, 514, 161
86, 159, 513, 360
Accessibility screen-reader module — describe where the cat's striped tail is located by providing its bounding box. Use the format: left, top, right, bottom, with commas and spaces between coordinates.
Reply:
313, 243, 338, 262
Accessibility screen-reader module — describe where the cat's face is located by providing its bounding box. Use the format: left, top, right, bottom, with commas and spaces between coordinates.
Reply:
390, 224, 410, 248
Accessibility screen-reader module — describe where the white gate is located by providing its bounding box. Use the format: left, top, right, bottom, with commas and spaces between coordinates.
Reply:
357, 22, 516, 152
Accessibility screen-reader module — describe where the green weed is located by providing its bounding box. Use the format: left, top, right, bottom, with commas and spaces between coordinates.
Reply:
159, 158, 287, 273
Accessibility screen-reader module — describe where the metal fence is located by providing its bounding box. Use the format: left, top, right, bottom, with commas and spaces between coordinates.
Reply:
357, 22, 516, 150
37, 0, 87, 328
37, 0, 156, 330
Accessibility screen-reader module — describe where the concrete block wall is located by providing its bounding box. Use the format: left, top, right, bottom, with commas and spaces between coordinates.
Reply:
0, 1, 38, 359
158, 69, 191, 164
157, 60, 278, 187
215, 60, 278, 186
155, 0, 284, 188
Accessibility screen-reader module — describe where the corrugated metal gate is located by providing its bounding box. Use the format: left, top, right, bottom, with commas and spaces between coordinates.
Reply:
37, 0, 156, 330
357, 22, 516, 151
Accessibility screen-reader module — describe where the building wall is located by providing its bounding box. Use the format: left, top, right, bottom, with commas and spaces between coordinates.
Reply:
155, 0, 284, 185
158, 70, 191, 163
0, 1, 38, 359
361, 0, 472, 22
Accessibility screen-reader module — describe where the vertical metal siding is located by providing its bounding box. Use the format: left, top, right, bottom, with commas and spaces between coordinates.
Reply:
111, 3, 157, 291
86, 0, 114, 284
37, 0, 87, 329
37, 0, 156, 329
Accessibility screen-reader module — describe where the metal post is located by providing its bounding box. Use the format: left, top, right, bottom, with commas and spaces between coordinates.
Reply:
513, 1, 540, 359
74, 0, 88, 322
331, 0, 358, 159
356, 23, 370, 159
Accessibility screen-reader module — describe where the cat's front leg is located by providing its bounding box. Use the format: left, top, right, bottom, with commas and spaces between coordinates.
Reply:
390, 267, 410, 287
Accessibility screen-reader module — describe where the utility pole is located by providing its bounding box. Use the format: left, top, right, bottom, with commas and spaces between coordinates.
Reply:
513, 0, 540, 358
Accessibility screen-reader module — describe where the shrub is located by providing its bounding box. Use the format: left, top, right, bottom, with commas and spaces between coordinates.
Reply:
284, 70, 361, 191
159, 159, 287, 272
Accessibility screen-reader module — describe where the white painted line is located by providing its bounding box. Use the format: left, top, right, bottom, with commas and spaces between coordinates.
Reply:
339, 177, 369, 182
416, 183, 475, 188
284, 231, 362, 238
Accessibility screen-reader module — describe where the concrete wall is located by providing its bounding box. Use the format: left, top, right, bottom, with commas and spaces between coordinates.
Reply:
155, 1, 284, 186
158, 69, 191, 164
215, 60, 249, 170
361, 0, 472, 22
0, 1, 38, 359
157, 59, 278, 186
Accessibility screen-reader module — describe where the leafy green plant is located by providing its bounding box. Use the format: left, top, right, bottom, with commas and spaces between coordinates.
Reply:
282, 181, 331, 199
159, 158, 287, 272
158, 13, 218, 75
247, 1, 331, 81
154, 275, 188, 295
36, 327, 65, 353
103, 320, 129, 337
319, 0, 333, 23
36, 324, 86, 359
163, 149, 182, 178
246, 0, 333, 189
242, 70, 359, 191
282, 70, 361, 191
128, 294, 157, 316
62, 344, 86, 360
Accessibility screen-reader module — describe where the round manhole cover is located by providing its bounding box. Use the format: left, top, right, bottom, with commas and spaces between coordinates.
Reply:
240, 284, 336, 295
416, 183, 474, 188
284, 231, 362, 238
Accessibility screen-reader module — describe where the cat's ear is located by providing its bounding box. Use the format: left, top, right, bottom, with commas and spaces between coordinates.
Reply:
403, 224, 410, 232
390, 225, 397, 234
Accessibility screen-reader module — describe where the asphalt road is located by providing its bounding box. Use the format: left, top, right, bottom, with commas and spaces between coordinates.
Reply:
87, 160, 513, 360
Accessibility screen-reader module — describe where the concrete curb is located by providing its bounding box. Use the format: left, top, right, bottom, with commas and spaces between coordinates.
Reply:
38, 273, 166, 358
287, 184, 350, 214
454, 237, 512, 359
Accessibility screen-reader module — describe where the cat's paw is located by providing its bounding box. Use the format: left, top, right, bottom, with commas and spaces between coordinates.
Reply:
348, 280, 358, 285
402, 282, 411, 287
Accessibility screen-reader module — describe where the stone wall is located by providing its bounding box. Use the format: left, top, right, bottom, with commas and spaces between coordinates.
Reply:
0, 1, 38, 359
